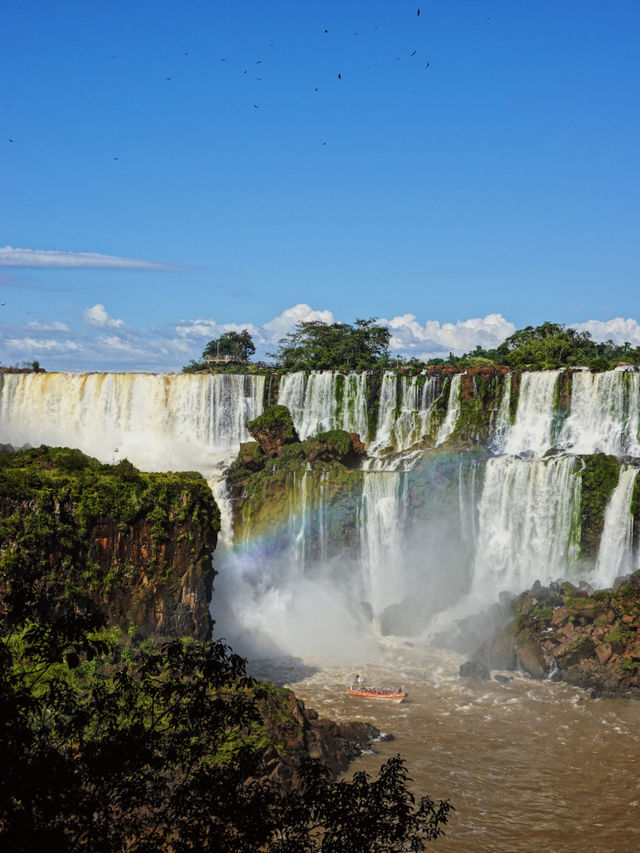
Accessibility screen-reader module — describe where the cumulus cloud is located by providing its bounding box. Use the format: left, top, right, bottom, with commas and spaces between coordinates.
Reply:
0, 246, 172, 270
261, 304, 335, 343
84, 304, 125, 328
381, 312, 516, 358
571, 318, 640, 347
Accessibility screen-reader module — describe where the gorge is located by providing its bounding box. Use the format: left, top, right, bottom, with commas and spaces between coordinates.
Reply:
2, 366, 640, 851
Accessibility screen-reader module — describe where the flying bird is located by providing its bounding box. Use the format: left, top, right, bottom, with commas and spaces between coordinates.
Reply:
338, 72, 341, 79
425, 61, 430, 68
410, 50, 416, 56
417, 8, 421, 16
253, 104, 259, 108
8, 138, 13, 142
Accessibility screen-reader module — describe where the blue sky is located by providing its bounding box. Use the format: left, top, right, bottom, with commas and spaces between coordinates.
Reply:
1, 0, 639, 371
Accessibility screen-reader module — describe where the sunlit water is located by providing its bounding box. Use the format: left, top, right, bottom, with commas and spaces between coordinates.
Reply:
249, 644, 640, 853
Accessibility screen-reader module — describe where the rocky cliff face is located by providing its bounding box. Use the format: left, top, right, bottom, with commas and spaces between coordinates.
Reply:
0, 446, 220, 640
457, 574, 640, 698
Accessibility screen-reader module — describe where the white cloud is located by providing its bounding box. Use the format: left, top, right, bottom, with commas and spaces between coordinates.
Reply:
0, 246, 172, 270
261, 304, 335, 343
27, 320, 70, 331
571, 318, 640, 347
84, 304, 125, 328
4, 337, 81, 352
175, 318, 260, 340
381, 313, 516, 357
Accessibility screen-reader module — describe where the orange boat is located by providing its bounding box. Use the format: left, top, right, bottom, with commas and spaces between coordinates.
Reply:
347, 686, 407, 703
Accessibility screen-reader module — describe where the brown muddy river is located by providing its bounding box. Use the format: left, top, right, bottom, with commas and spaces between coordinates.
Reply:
251, 644, 640, 853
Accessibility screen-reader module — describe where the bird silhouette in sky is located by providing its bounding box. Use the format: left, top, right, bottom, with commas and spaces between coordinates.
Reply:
338, 73, 341, 79
417, 8, 421, 16
410, 50, 416, 56
8, 138, 14, 142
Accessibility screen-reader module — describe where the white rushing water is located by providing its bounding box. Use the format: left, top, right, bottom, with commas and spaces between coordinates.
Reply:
436, 373, 463, 447
473, 455, 582, 592
278, 371, 369, 440
0, 372, 265, 472
558, 369, 640, 456
359, 471, 409, 614
594, 465, 639, 585
503, 371, 560, 456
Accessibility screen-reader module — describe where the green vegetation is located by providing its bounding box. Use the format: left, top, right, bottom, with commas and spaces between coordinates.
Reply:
182, 329, 256, 372
0, 447, 452, 850
0, 446, 219, 636
269, 318, 391, 370
247, 403, 299, 446
457, 322, 640, 371
579, 454, 621, 558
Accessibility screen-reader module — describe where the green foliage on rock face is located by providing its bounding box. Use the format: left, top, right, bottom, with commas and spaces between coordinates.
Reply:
247, 404, 298, 443
226, 429, 363, 555
269, 318, 391, 370
0, 446, 220, 635
579, 454, 621, 558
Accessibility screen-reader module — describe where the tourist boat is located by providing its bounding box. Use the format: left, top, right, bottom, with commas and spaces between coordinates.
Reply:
346, 686, 407, 703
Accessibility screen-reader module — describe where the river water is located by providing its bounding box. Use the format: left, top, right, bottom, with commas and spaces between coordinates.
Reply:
250, 644, 640, 853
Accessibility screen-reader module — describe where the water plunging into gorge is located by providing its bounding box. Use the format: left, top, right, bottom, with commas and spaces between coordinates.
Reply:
1, 368, 639, 652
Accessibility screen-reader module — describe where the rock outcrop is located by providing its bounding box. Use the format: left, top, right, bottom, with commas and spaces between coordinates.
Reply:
257, 687, 381, 789
458, 575, 640, 697
0, 446, 220, 640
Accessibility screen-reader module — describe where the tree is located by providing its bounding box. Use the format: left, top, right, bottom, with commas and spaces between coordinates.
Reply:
0, 624, 452, 851
203, 330, 255, 362
270, 318, 391, 370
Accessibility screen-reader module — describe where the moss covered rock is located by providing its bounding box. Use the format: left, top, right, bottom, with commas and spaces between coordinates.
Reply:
247, 405, 300, 457
0, 445, 220, 640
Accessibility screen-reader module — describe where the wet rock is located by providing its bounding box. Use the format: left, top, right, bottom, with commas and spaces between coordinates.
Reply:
459, 660, 491, 680
493, 674, 513, 684
515, 635, 547, 679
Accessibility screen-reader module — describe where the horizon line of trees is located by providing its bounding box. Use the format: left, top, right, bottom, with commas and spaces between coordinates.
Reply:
183, 320, 640, 374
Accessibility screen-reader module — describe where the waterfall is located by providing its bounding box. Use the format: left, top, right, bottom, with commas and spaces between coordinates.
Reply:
368, 372, 440, 457
0, 372, 265, 472
558, 370, 640, 456
278, 371, 369, 441
435, 373, 463, 446
490, 372, 512, 454
359, 471, 408, 615
473, 455, 581, 592
504, 371, 560, 456
594, 465, 639, 585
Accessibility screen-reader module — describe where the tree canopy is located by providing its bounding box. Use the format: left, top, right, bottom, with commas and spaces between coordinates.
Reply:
203, 330, 256, 361
454, 322, 640, 371
269, 318, 391, 370
183, 329, 256, 372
